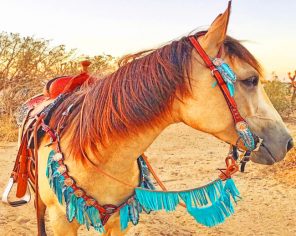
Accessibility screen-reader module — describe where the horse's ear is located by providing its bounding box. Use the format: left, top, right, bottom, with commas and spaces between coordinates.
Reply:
200, 1, 231, 57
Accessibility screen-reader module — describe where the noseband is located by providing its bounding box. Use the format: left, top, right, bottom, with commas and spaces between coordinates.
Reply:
188, 36, 262, 168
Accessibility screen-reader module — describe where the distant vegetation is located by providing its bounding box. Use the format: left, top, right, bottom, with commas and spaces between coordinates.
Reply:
264, 80, 295, 117
0, 32, 295, 141
0, 32, 117, 141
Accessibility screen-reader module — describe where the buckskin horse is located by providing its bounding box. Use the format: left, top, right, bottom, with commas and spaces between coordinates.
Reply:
3, 2, 294, 236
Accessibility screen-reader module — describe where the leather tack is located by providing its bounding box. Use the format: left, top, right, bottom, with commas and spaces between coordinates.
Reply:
64, 178, 74, 187
57, 165, 67, 174
86, 198, 96, 206
74, 189, 84, 198
53, 153, 63, 161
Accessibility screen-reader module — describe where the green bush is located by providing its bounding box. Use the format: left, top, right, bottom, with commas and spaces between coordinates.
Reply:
0, 32, 117, 142
0, 114, 18, 141
263, 81, 292, 116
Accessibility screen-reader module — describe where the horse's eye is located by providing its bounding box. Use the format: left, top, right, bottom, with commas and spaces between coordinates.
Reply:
242, 76, 259, 87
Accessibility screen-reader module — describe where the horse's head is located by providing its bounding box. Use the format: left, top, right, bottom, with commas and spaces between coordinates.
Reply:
177, 5, 293, 164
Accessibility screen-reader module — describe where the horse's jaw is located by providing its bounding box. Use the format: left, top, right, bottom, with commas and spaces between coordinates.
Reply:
250, 145, 277, 165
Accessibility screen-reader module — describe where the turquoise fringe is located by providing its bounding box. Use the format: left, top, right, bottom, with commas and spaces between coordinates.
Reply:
120, 204, 129, 231
47, 150, 241, 231
85, 206, 104, 233
215, 60, 237, 97
66, 193, 78, 222
46, 150, 104, 233
119, 157, 156, 230
135, 189, 180, 212
135, 178, 240, 227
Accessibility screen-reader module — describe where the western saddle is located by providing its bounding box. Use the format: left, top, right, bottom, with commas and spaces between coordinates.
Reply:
1, 61, 93, 207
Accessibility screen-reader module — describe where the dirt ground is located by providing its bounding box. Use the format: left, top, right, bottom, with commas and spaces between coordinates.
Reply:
0, 121, 295, 236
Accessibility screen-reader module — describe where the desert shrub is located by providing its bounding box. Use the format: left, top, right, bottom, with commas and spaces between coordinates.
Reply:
0, 32, 117, 141
263, 81, 292, 116
0, 114, 18, 141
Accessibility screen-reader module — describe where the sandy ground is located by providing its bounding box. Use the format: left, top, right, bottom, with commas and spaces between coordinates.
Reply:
0, 122, 295, 236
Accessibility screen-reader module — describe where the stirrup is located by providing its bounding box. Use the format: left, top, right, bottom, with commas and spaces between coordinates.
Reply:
2, 178, 31, 207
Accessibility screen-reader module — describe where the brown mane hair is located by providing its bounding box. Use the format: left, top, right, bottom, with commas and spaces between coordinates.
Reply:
50, 32, 262, 162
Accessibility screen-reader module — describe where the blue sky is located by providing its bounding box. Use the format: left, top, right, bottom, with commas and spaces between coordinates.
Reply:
1, 0, 295, 80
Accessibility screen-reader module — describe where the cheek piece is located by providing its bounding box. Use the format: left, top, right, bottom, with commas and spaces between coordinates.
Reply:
189, 36, 263, 170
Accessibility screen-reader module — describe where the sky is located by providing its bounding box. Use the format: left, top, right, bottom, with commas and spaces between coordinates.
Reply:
0, 0, 295, 80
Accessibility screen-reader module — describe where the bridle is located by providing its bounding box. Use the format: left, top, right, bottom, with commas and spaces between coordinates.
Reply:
188, 36, 263, 157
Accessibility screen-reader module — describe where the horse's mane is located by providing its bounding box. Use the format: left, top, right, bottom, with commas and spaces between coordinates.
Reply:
50, 32, 261, 163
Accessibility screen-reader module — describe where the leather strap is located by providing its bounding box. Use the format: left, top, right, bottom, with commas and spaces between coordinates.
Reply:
16, 136, 29, 198
188, 36, 245, 124
33, 114, 45, 236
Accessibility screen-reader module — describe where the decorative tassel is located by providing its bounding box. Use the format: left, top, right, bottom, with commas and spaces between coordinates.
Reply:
228, 84, 235, 97
85, 206, 104, 233
120, 204, 129, 231
46, 151, 241, 231
66, 193, 77, 222
183, 190, 233, 227
235, 121, 255, 150
53, 175, 64, 204
46, 150, 105, 233
128, 200, 140, 225
46, 150, 64, 204
224, 178, 241, 203
212, 58, 237, 97
76, 197, 86, 224
135, 178, 241, 228
46, 150, 55, 178
138, 156, 155, 190
135, 189, 180, 212
63, 186, 74, 202
202, 180, 221, 203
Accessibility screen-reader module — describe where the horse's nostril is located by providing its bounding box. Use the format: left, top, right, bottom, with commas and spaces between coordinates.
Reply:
287, 138, 294, 152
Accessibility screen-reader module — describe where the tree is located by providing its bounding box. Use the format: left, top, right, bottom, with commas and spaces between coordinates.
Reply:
0, 32, 116, 117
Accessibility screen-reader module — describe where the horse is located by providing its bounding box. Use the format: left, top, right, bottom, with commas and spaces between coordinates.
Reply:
31, 4, 293, 236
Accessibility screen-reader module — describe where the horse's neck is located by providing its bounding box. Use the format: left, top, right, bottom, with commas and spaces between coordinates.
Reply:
61, 120, 172, 205
86, 122, 170, 176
